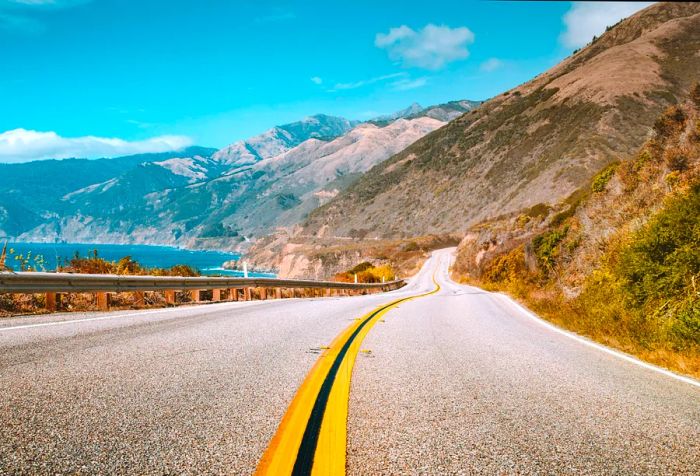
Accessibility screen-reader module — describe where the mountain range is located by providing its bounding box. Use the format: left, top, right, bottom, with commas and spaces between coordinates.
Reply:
0, 100, 479, 248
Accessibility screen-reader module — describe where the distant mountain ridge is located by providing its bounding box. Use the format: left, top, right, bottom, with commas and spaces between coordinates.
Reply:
212, 114, 358, 170
2, 101, 475, 248
370, 100, 481, 125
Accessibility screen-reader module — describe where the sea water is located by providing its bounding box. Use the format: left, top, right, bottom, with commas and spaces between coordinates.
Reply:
3, 242, 275, 277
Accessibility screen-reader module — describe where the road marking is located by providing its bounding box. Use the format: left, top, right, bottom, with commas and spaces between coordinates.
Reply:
496, 293, 700, 389
255, 278, 440, 476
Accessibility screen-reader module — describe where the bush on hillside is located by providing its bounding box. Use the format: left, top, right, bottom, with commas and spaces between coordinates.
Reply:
335, 262, 396, 283
532, 226, 569, 273
61, 250, 200, 277
618, 183, 700, 310
664, 147, 690, 172
591, 165, 617, 192
653, 105, 687, 138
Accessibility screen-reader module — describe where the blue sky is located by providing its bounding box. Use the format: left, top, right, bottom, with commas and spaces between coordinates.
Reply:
0, 0, 652, 161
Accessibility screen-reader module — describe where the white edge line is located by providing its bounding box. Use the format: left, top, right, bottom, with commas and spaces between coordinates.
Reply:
495, 291, 700, 389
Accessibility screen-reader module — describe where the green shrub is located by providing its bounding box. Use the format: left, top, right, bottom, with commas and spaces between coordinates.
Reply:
591, 165, 616, 193
533, 226, 569, 272
348, 261, 374, 274
618, 183, 700, 308
402, 241, 420, 252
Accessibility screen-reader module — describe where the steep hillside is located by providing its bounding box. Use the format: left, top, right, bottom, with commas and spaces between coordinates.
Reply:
453, 89, 700, 378
302, 2, 700, 239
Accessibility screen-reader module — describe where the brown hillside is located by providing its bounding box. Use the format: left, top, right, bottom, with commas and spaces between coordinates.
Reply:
301, 2, 700, 239
452, 89, 700, 378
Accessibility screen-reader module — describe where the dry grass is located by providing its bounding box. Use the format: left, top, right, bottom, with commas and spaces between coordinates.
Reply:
453, 95, 700, 380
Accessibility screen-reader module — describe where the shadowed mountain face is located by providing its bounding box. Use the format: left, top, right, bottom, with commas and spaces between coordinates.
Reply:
2, 103, 479, 248
300, 2, 700, 240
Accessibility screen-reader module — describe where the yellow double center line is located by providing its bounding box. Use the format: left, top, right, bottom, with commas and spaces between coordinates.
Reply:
255, 276, 440, 475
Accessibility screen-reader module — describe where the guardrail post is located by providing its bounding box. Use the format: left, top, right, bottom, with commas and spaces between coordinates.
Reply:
275, 288, 282, 299
325, 288, 331, 297
243, 287, 251, 301
165, 290, 176, 305
192, 290, 202, 302
96, 292, 110, 311
229, 288, 238, 301
212, 289, 221, 302
134, 291, 145, 306
260, 288, 267, 300
45, 292, 58, 311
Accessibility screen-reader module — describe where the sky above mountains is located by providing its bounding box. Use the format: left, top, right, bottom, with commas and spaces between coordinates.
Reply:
0, 0, 652, 162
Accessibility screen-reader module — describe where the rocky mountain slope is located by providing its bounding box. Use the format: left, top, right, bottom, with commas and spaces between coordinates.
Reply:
212, 114, 358, 169
4, 103, 477, 248
301, 2, 700, 240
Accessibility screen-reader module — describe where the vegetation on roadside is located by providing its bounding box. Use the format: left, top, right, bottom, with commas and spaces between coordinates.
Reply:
58, 249, 200, 276
334, 261, 396, 283
0, 249, 200, 316
453, 90, 700, 378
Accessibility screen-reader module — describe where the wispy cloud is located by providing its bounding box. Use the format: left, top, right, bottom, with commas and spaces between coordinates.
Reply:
310, 76, 323, 85
390, 77, 427, 91
560, 2, 653, 49
480, 58, 503, 72
0, 128, 193, 163
330, 72, 407, 92
375, 24, 474, 70
0, 0, 92, 34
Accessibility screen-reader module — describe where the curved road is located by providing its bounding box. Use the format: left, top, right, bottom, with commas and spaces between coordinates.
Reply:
1, 249, 698, 474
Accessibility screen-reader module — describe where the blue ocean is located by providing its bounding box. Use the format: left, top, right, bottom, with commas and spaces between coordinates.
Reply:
4, 242, 274, 277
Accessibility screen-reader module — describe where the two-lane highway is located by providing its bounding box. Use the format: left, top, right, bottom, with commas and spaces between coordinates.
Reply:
1, 249, 699, 474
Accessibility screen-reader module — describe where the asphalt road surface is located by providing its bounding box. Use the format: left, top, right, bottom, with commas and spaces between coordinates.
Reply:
1, 249, 698, 474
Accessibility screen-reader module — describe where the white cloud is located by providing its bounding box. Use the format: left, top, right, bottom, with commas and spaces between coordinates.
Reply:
0, 128, 193, 163
390, 77, 427, 91
310, 76, 323, 85
480, 58, 503, 72
560, 2, 653, 49
375, 24, 474, 70
330, 72, 406, 91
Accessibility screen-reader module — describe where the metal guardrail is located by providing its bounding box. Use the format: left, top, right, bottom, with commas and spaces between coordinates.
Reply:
0, 272, 404, 294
